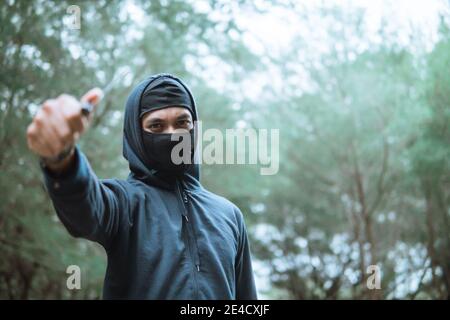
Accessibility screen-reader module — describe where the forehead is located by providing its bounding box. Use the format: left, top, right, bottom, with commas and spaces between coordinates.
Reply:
142, 106, 192, 121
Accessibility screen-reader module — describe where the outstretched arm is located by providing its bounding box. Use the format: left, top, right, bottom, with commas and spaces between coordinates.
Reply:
27, 89, 125, 249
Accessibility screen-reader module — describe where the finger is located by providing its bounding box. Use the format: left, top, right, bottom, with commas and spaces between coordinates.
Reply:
27, 122, 45, 154
33, 134, 55, 158
57, 94, 85, 134
35, 109, 63, 157
42, 99, 75, 147
27, 120, 55, 158
47, 104, 75, 147
33, 108, 56, 152
46, 115, 73, 154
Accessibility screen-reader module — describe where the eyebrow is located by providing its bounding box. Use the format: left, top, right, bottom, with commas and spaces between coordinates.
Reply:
145, 117, 165, 124
144, 111, 192, 125
176, 113, 191, 121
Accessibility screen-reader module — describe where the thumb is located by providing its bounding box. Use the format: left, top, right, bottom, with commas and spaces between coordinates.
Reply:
81, 87, 104, 106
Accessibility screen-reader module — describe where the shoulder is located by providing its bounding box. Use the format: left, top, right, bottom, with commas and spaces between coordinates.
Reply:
199, 187, 245, 224
99, 178, 145, 204
99, 177, 149, 198
100, 177, 131, 192
100, 177, 172, 208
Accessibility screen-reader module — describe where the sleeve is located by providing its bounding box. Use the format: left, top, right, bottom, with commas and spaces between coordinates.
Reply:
41, 146, 127, 249
234, 208, 258, 300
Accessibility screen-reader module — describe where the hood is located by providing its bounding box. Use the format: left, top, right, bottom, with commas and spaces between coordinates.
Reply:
122, 73, 200, 190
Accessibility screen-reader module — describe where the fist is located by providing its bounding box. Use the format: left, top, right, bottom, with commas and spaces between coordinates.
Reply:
26, 88, 103, 159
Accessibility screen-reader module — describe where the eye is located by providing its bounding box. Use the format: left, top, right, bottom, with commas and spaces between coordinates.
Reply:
148, 123, 163, 131
177, 120, 192, 127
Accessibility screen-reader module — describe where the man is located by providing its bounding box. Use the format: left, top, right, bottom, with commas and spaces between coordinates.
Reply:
26, 73, 257, 299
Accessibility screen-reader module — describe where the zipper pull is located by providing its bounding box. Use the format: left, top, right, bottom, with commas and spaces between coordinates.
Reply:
183, 191, 188, 204
196, 264, 200, 272
184, 215, 189, 222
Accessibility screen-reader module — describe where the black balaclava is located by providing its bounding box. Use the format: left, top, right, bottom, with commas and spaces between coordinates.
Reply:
123, 73, 200, 190
140, 77, 194, 117
140, 76, 195, 177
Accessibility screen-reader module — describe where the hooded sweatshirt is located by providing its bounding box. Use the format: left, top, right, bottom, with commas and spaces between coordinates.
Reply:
41, 73, 258, 300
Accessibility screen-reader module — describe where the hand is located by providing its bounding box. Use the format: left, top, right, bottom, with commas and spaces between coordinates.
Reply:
26, 88, 103, 172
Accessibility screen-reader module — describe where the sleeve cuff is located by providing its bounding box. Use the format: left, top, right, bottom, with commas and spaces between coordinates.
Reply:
41, 146, 91, 197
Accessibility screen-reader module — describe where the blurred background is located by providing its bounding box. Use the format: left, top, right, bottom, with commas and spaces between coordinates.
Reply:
1, 0, 450, 299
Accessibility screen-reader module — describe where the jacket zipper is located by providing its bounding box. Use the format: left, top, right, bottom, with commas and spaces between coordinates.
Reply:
182, 191, 201, 271
177, 180, 200, 297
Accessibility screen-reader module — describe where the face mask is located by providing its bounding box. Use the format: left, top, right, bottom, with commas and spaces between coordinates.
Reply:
142, 129, 195, 176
